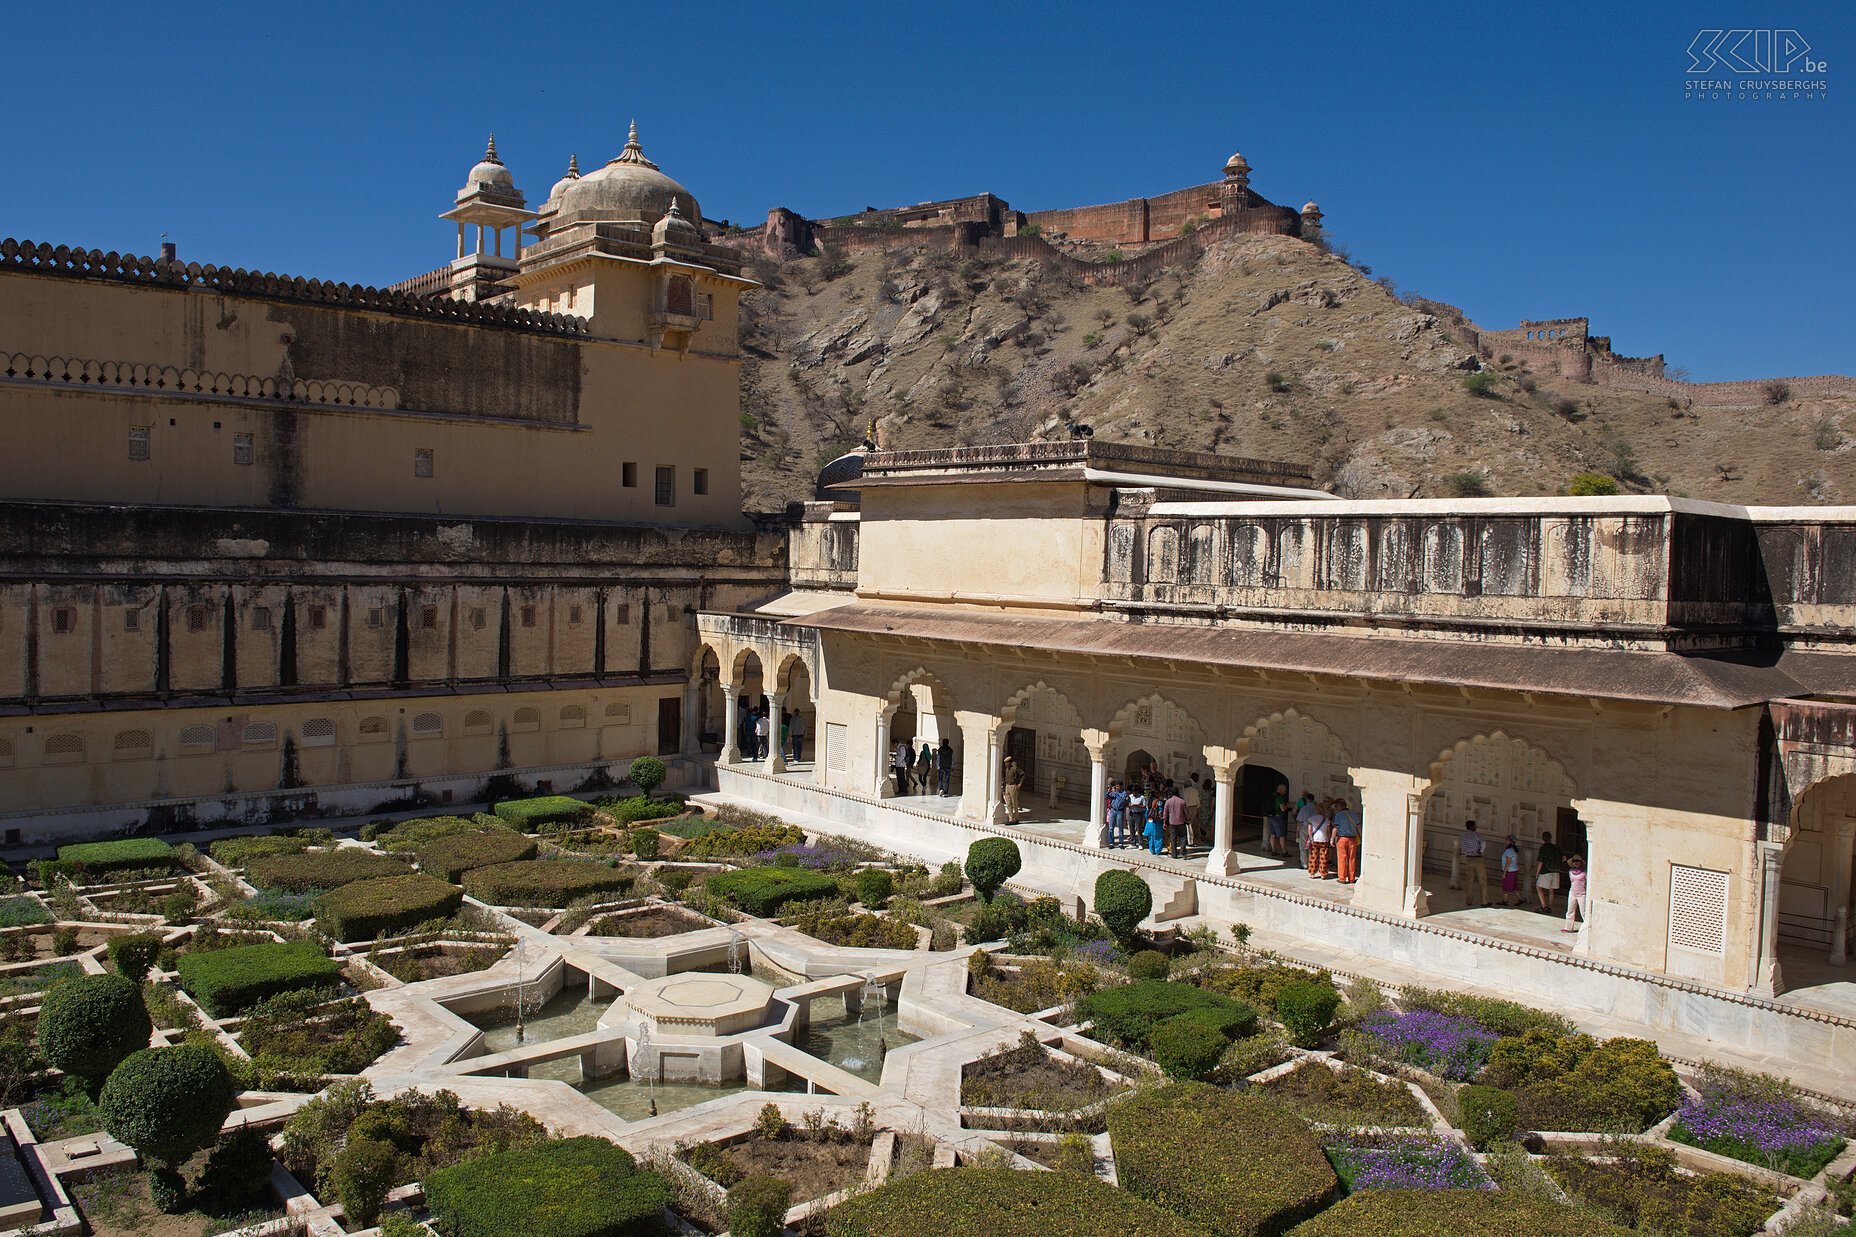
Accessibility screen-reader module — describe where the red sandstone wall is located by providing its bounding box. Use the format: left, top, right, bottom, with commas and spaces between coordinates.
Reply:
1026, 198, 1151, 245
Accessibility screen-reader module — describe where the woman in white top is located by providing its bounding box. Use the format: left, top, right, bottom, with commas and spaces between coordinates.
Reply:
1306, 803, 1333, 879
1500, 838, 1522, 906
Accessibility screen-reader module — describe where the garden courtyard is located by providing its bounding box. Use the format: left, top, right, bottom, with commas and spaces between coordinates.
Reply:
0, 771, 1848, 1236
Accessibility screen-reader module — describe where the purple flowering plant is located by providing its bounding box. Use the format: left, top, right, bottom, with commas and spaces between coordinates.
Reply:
1327, 1137, 1492, 1191
1358, 1010, 1498, 1081
1670, 1069, 1848, 1178
750, 844, 853, 871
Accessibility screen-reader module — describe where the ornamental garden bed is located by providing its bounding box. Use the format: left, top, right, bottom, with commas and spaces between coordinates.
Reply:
961, 1031, 1123, 1113
313, 874, 465, 943
1668, 1066, 1853, 1178
233, 989, 399, 1078
788, 911, 921, 950
423, 1134, 664, 1237
1109, 1082, 1337, 1236
968, 955, 1102, 1015
461, 859, 635, 908
176, 939, 344, 1017
1262, 1060, 1431, 1127
1543, 1146, 1786, 1237
1324, 1135, 1490, 1191
704, 867, 837, 916
827, 1165, 1210, 1237
55, 838, 179, 879
414, 830, 539, 882
683, 1130, 874, 1206
1286, 1188, 1641, 1236
372, 941, 507, 982
246, 849, 411, 893
587, 905, 714, 938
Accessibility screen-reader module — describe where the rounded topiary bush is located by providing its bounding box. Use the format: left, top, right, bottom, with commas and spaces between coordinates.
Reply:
37, 973, 152, 1089
1150, 1017, 1228, 1082
856, 868, 894, 910
1275, 980, 1342, 1049
966, 838, 1022, 904
1457, 1084, 1520, 1150
628, 755, 667, 797
1128, 950, 1171, 981
99, 1043, 237, 1168
629, 827, 659, 860
1094, 870, 1152, 947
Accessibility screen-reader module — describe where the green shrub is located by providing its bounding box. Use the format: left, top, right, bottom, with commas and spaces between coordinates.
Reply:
161, 889, 197, 925
106, 932, 165, 983
1443, 471, 1493, 498
1478, 1031, 1678, 1132
197, 1124, 274, 1211
705, 868, 837, 917
1458, 1084, 1519, 1150
727, 1174, 791, 1237
462, 860, 633, 908
658, 870, 693, 897
1128, 950, 1170, 981
1462, 371, 1501, 397
1150, 1018, 1228, 1082
683, 823, 806, 859
1076, 980, 1257, 1051
829, 1166, 1207, 1237
247, 850, 411, 893
57, 838, 177, 876
1275, 980, 1342, 1049
491, 796, 592, 827
51, 925, 78, 956
629, 828, 660, 860
1568, 471, 1622, 496
238, 989, 400, 1076
209, 834, 310, 866
792, 912, 917, 950
98, 1043, 236, 1167
330, 1136, 399, 1229
855, 869, 894, 910
931, 861, 965, 897
422, 1135, 668, 1237
314, 874, 464, 943
415, 832, 538, 883
1110, 1083, 1335, 1236
1544, 1145, 1782, 1237
627, 756, 667, 797
177, 940, 342, 1016
1288, 1188, 1640, 1236
1094, 870, 1151, 945
36, 973, 152, 1088
681, 1138, 744, 1188
149, 1165, 187, 1213
965, 838, 1022, 904
597, 795, 687, 825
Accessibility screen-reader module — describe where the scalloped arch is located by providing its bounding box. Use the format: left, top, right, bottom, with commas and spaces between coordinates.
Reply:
1000, 680, 1084, 729
882, 666, 956, 712
1426, 729, 1576, 797
1240, 706, 1355, 764
1106, 692, 1205, 743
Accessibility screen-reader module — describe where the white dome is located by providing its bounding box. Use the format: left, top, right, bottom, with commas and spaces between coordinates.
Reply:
555, 122, 701, 227
459, 135, 520, 200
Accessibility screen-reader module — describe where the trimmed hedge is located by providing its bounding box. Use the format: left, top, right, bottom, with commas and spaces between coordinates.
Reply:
462, 860, 632, 908
37, 973, 153, 1086
1110, 1083, 1335, 1237
57, 838, 177, 876
416, 832, 539, 883
99, 1043, 237, 1169
1478, 1031, 1680, 1133
1288, 1189, 1639, 1236
1076, 980, 1258, 1050
598, 795, 687, 825
314, 874, 465, 942
208, 834, 311, 866
422, 1135, 667, 1237
828, 1166, 1208, 1237
704, 867, 837, 917
492, 796, 593, 827
177, 939, 343, 1016
372, 814, 505, 852
246, 850, 411, 893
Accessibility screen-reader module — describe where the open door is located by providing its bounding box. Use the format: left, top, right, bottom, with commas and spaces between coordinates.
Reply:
657, 696, 681, 757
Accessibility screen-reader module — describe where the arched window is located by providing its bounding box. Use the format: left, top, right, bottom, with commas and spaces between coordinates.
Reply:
411, 712, 443, 738
512, 707, 541, 732
180, 724, 215, 750
463, 710, 492, 735
301, 718, 336, 747
243, 721, 277, 747
559, 705, 586, 728
44, 733, 85, 763
357, 716, 389, 741
113, 730, 152, 759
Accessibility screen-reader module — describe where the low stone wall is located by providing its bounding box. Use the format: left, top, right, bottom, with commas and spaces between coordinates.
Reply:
717, 765, 1856, 1093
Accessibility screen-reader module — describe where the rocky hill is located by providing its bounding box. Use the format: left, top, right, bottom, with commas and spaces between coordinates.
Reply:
733, 232, 1855, 510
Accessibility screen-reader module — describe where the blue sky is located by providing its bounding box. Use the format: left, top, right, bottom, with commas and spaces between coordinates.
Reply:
3, 1, 1848, 381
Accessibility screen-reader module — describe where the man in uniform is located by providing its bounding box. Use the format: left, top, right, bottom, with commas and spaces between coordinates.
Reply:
1003, 756, 1024, 819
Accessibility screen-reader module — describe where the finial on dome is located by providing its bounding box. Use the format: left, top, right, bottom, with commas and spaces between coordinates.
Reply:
612, 119, 660, 170
567, 154, 580, 178
667, 197, 682, 216
484, 133, 502, 164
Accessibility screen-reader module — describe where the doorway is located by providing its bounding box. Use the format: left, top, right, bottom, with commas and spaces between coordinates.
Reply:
657, 697, 681, 757
1556, 806, 1587, 861
1241, 764, 1288, 835
1006, 727, 1037, 785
